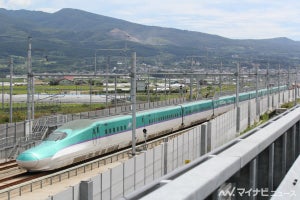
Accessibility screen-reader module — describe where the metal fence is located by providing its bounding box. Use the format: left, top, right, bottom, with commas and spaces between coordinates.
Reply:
0, 98, 186, 160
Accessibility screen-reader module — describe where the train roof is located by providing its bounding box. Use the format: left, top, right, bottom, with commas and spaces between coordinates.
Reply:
180, 99, 212, 107
57, 119, 95, 130
137, 105, 181, 115
73, 100, 211, 125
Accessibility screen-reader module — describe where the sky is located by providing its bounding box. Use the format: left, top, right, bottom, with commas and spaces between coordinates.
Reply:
1, 0, 300, 41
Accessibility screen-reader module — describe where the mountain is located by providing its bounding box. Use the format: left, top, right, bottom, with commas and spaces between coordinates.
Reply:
0, 8, 299, 74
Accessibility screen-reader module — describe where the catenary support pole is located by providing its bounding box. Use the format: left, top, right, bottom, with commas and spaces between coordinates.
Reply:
236, 62, 240, 133
27, 36, 32, 134
131, 52, 137, 156
9, 56, 13, 123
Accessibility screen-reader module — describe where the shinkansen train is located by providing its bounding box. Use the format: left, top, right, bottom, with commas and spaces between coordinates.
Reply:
16, 86, 287, 171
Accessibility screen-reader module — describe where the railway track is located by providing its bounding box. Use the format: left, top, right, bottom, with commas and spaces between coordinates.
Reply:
0, 172, 47, 190
0, 125, 195, 199
0, 161, 18, 172
0, 161, 27, 183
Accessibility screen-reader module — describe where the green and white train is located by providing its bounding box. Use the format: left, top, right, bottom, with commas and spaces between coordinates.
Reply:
16, 86, 287, 171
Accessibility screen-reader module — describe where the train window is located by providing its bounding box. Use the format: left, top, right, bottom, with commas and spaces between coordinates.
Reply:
105, 129, 107, 134
44, 132, 67, 141
124, 125, 126, 130
113, 128, 115, 132
97, 127, 99, 133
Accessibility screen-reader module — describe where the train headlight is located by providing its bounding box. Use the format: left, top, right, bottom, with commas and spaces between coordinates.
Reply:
16, 153, 39, 169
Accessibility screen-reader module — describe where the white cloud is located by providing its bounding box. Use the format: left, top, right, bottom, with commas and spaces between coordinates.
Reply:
7, 0, 32, 7
110, 0, 300, 40
36, 7, 59, 13
0, 0, 5, 7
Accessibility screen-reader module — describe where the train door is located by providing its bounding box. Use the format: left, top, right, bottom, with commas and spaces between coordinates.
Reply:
92, 126, 99, 145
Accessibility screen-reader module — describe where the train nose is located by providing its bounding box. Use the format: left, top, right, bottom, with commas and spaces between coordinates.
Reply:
16, 153, 39, 169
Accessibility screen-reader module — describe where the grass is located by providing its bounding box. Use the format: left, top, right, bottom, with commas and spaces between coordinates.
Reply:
0, 83, 237, 124
240, 112, 271, 135
240, 99, 299, 135
0, 102, 107, 123
0, 92, 181, 123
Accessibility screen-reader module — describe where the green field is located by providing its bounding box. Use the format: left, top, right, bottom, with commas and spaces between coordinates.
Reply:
0, 83, 236, 124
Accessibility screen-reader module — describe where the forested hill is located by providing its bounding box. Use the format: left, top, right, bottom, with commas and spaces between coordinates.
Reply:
0, 8, 299, 73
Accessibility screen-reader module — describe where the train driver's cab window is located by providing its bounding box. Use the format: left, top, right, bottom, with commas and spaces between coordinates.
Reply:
44, 132, 67, 141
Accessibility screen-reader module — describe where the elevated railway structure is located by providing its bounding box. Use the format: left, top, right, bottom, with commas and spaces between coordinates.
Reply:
10, 91, 298, 200
125, 105, 300, 200
0, 87, 298, 199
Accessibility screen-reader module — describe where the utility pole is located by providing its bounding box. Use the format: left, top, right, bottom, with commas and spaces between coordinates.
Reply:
94, 52, 97, 75
106, 56, 110, 107
189, 76, 193, 101
236, 62, 240, 134
255, 64, 259, 116
27, 36, 32, 134
114, 75, 117, 112
295, 67, 298, 106
196, 75, 200, 100
288, 66, 290, 88
278, 64, 280, 104
219, 61, 222, 96
255, 64, 258, 103
89, 78, 92, 110
164, 75, 167, 100
235, 62, 240, 108
131, 52, 137, 156
267, 63, 270, 110
147, 67, 150, 107
9, 57, 13, 123
288, 66, 290, 101
1, 78, 3, 110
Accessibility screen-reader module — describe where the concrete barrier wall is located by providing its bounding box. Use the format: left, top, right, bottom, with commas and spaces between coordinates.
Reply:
240, 101, 249, 131
249, 99, 256, 125
260, 95, 268, 114
210, 109, 237, 150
